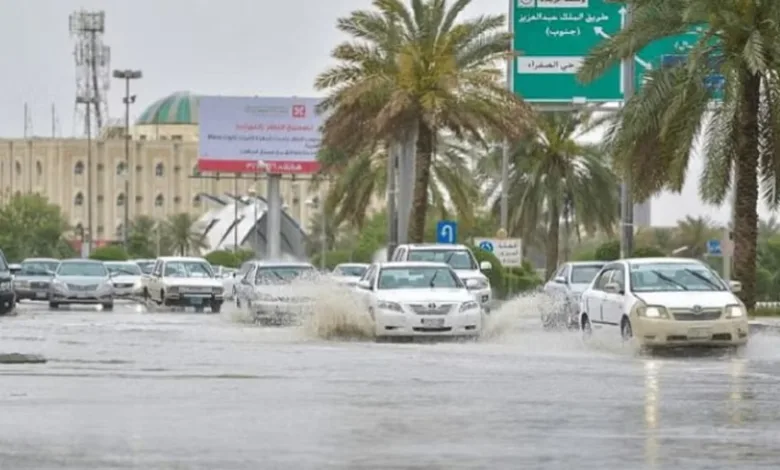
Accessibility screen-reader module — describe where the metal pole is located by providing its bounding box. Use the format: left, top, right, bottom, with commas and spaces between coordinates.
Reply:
619, 6, 635, 258
86, 100, 93, 256
320, 200, 326, 270
723, 193, 735, 280
500, 0, 513, 232
123, 77, 130, 250
386, 145, 398, 260
267, 174, 282, 259
233, 173, 239, 252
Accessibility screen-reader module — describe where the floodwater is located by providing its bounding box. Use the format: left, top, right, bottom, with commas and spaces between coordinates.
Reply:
1, 294, 780, 469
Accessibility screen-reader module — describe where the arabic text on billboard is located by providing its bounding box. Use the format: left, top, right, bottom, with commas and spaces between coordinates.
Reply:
198, 96, 323, 174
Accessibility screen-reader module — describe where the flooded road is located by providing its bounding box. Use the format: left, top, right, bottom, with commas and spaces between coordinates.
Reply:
1, 301, 780, 469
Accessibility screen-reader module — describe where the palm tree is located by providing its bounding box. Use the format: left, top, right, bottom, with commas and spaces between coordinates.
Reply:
314, 0, 531, 242
758, 216, 780, 244
163, 213, 207, 256
316, 137, 481, 231
127, 215, 157, 258
578, 0, 780, 307
478, 110, 619, 278
674, 216, 719, 258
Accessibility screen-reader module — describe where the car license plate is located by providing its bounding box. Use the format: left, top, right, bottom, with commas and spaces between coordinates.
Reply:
421, 318, 445, 327
35, 292, 46, 299
688, 328, 712, 339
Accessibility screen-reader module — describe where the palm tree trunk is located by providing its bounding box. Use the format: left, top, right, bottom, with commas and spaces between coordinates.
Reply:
545, 204, 560, 279
409, 124, 433, 242
562, 195, 571, 262
732, 69, 760, 309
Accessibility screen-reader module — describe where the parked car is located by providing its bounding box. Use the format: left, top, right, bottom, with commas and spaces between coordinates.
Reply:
104, 261, 144, 298
49, 259, 114, 310
13, 258, 60, 302
0, 250, 15, 315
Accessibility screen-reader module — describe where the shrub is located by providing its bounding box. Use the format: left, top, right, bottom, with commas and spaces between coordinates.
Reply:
89, 245, 129, 261
205, 250, 239, 268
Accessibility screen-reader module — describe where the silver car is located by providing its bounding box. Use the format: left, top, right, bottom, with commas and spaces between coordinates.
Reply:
104, 261, 143, 298
235, 261, 317, 325
13, 258, 60, 301
542, 261, 605, 329
49, 259, 114, 310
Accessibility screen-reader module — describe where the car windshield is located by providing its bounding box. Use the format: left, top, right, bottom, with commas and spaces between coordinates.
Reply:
255, 266, 315, 283
20, 261, 59, 275
571, 265, 604, 284
136, 261, 155, 274
407, 250, 476, 270
57, 262, 108, 277
629, 263, 727, 292
334, 265, 367, 277
105, 263, 142, 276
377, 267, 463, 290
164, 261, 214, 278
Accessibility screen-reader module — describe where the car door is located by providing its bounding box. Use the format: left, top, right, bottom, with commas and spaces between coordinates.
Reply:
586, 268, 613, 325
600, 263, 627, 327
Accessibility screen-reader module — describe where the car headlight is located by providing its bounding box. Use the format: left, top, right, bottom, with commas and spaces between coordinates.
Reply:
459, 301, 479, 312
52, 280, 67, 289
133, 280, 142, 289
467, 279, 489, 290
0, 281, 11, 290
378, 301, 403, 312
213, 286, 223, 294
13, 280, 28, 288
725, 304, 746, 318
637, 305, 670, 319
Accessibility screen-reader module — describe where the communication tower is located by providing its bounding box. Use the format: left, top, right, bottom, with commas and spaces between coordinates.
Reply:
69, 10, 110, 136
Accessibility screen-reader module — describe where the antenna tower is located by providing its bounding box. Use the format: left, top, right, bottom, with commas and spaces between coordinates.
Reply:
69, 10, 110, 136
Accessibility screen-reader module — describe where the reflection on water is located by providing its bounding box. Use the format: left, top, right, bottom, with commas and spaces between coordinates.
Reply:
728, 358, 745, 425
644, 359, 661, 468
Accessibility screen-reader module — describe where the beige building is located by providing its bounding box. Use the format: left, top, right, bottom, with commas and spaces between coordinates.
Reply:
0, 91, 328, 244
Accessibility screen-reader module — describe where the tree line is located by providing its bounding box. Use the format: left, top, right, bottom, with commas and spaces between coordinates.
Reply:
311, 0, 780, 308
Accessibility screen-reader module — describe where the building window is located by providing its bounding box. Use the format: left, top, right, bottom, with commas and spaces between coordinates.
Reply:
15, 161, 21, 175
74, 192, 84, 206
116, 162, 126, 175
97, 225, 104, 234
155, 194, 164, 207
155, 162, 164, 177
171, 135, 183, 141
139, 135, 147, 141
136, 164, 142, 172
135, 195, 143, 203
74, 161, 84, 175
193, 194, 201, 207
116, 193, 125, 206
35, 161, 42, 176
174, 196, 181, 204
97, 163, 104, 171
97, 194, 104, 203
74, 223, 84, 237
174, 165, 181, 173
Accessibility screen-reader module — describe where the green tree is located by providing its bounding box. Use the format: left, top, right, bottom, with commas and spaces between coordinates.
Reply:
674, 216, 719, 258
478, 110, 619, 278
205, 250, 239, 268
578, 0, 780, 307
163, 213, 207, 256
127, 215, 158, 258
0, 193, 71, 261
90, 245, 129, 261
315, 0, 530, 242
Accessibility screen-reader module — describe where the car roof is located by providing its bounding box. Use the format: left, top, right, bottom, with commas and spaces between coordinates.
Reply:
250, 260, 314, 268
401, 243, 470, 250
567, 261, 605, 266
335, 263, 369, 267
60, 258, 103, 264
22, 258, 59, 262
158, 256, 208, 262
377, 261, 451, 268
132, 258, 155, 262
622, 257, 702, 265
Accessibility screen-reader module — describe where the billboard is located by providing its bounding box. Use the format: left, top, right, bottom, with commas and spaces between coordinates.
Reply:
198, 96, 323, 174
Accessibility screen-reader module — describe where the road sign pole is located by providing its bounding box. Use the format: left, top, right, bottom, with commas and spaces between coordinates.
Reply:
619, 5, 634, 259
501, 0, 513, 232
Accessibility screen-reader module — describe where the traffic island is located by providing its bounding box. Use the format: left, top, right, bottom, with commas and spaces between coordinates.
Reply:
0, 353, 46, 364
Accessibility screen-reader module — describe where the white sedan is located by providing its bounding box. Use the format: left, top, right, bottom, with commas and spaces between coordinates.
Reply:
356, 261, 483, 340
331, 263, 369, 287
579, 257, 749, 350
104, 261, 144, 298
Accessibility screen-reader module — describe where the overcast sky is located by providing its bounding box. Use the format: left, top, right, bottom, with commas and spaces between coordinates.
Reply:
1, 0, 772, 227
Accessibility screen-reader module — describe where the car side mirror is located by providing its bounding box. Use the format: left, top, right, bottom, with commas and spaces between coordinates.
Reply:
357, 280, 372, 290
729, 280, 742, 292
553, 276, 566, 284
604, 282, 622, 294
480, 261, 492, 271
465, 279, 480, 289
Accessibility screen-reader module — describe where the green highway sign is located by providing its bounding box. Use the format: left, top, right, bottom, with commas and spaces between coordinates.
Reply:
512, 0, 709, 103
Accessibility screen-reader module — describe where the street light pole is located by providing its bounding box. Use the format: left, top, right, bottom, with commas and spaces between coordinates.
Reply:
619, 6, 635, 258
76, 95, 97, 256
112, 69, 142, 251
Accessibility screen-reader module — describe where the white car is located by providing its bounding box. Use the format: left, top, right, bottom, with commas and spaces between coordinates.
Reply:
356, 261, 484, 340
235, 261, 318, 325
104, 261, 144, 298
331, 263, 369, 287
542, 261, 606, 329
579, 257, 749, 350
144, 257, 225, 313
391, 244, 492, 309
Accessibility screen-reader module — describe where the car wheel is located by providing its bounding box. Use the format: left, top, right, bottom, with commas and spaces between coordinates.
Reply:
48, 302, 59, 310
580, 314, 592, 340
102, 303, 113, 311
194, 305, 205, 313
210, 301, 222, 314
621, 316, 633, 341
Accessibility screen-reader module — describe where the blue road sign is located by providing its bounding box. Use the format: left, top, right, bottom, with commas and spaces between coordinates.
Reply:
706, 239, 722, 256
436, 220, 458, 244
478, 240, 494, 252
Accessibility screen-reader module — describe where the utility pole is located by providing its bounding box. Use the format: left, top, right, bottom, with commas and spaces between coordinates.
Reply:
619, 6, 635, 258
501, 0, 514, 232
76, 95, 97, 255
112, 69, 142, 251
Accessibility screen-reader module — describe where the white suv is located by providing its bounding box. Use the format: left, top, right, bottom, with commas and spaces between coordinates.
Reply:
391, 244, 492, 308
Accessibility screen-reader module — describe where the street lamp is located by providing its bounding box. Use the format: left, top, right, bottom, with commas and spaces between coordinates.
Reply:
247, 187, 259, 255
75, 95, 98, 256
306, 196, 326, 270
112, 69, 142, 251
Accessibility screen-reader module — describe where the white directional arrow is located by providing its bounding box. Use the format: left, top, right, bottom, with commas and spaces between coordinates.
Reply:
593, 26, 654, 94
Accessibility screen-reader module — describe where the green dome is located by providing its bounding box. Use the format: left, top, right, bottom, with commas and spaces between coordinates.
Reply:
135, 91, 199, 125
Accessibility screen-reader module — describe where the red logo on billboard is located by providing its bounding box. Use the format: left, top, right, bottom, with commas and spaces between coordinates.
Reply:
291, 105, 306, 118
